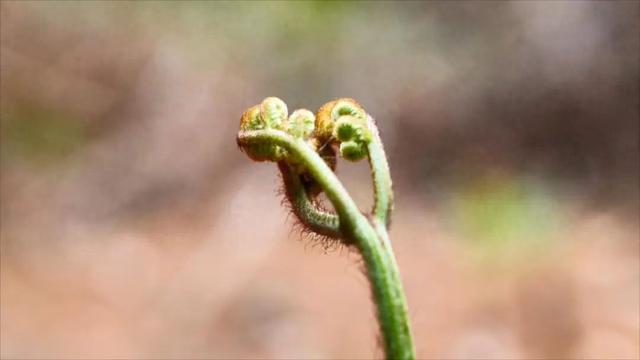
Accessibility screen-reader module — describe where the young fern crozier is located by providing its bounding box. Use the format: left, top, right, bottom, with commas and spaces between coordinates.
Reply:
237, 97, 415, 360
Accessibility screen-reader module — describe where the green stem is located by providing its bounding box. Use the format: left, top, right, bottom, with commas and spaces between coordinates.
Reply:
277, 161, 341, 239
364, 223, 413, 359
367, 117, 394, 228
238, 129, 415, 360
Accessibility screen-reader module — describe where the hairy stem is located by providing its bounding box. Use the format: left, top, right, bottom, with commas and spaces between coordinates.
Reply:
363, 218, 414, 359
277, 161, 341, 239
238, 129, 415, 359
367, 117, 394, 228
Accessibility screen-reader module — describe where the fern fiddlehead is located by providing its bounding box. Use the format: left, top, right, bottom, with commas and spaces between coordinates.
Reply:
237, 97, 415, 360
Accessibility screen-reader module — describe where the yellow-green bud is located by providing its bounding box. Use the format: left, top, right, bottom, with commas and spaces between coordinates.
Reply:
332, 114, 372, 162
288, 109, 315, 139
260, 97, 288, 130
238, 103, 285, 162
331, 99, 367, 122
340, 141, 367, 161
315, 98, 364, 142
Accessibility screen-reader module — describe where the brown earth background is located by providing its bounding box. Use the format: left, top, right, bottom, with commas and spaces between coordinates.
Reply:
1, 2, 639, 359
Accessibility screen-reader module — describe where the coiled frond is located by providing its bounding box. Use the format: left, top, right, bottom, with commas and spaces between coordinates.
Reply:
236, 97, 413, 360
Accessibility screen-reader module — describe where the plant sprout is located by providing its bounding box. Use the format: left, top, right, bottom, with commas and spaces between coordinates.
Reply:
237, 97, 415, 360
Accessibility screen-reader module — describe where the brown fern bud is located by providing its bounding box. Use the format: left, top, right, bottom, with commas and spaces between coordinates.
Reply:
315, 98, 365, 143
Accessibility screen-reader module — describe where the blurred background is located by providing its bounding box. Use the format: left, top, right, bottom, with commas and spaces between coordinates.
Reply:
1, 1, 638, 359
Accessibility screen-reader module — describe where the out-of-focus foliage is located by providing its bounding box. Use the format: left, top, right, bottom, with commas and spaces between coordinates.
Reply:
2, 102, 87, 164
450, 174, 560, 265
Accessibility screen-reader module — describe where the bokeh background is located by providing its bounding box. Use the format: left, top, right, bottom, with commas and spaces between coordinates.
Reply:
1, 1, 638, 359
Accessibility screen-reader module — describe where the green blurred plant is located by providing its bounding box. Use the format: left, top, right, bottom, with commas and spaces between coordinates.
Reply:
1, 103, 87, 165
237, 97, 415, 360
450, 174, 560, 266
